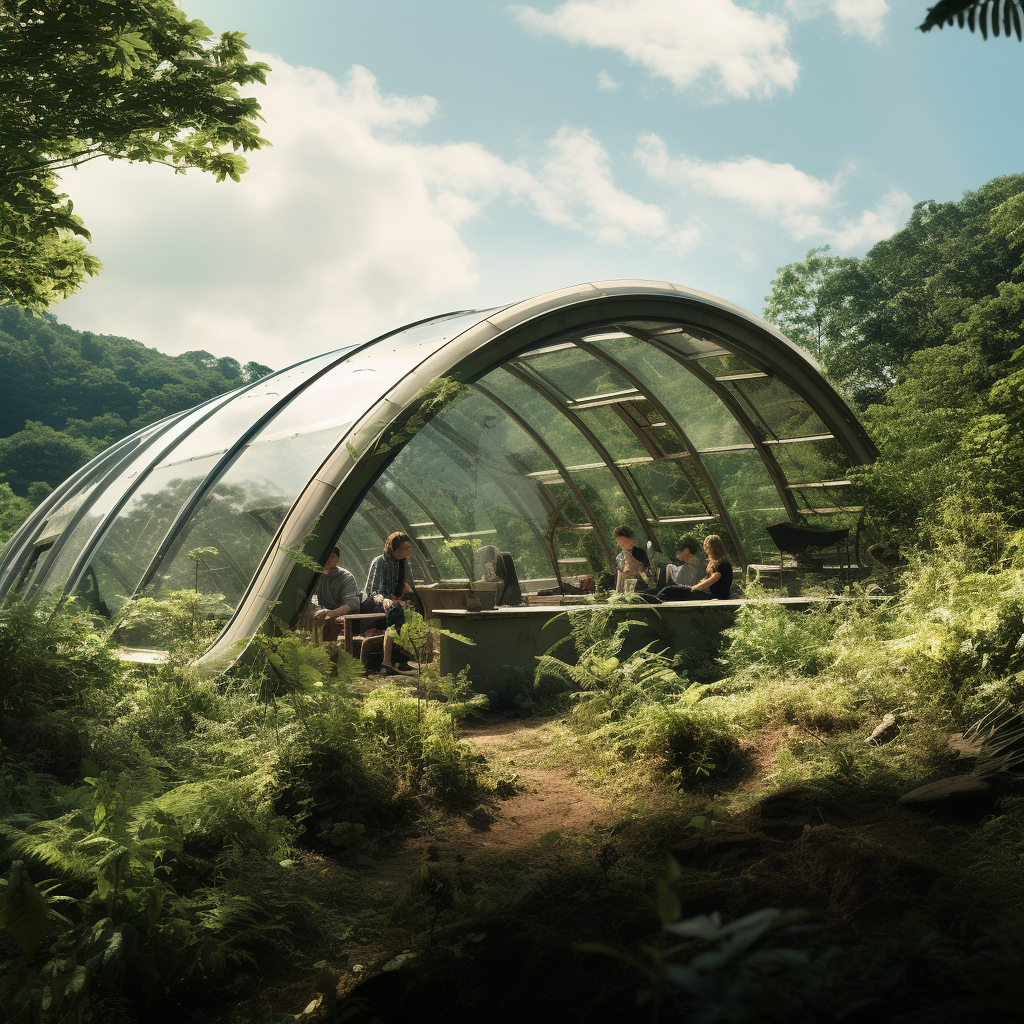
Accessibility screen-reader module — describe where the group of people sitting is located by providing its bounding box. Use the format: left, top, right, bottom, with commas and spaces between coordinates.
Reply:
612, 526, 733, 602
308, 525, 732, 672
310, 530, 417, 675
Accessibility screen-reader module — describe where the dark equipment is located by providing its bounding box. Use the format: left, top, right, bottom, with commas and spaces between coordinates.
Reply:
763, 520, 852, 589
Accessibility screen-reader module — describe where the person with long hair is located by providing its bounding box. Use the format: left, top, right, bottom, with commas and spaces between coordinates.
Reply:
364, 531, 416, 674
657, 534, 733, 601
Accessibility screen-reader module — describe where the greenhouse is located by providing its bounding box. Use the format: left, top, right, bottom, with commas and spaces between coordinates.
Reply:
0, 281, 876, 667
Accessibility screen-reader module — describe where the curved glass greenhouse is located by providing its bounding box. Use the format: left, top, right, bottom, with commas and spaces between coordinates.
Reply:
0, 281, 876, 666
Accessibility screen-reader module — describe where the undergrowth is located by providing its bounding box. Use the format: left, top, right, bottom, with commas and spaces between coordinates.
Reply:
0, 595, 493, 1022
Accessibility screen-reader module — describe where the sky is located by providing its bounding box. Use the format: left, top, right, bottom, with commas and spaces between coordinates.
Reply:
53, 0, 1024, 368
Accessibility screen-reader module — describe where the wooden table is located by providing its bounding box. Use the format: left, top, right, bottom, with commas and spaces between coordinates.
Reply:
340, 611, 387, 656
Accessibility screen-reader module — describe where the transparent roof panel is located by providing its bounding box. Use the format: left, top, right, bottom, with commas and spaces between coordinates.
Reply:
701, 449, 787, 563
143, 425, 354, 602
722, 377, 828, 441
480, 368, 604, 469
627, 460, 710, 523
575, 405, 650, 463
145, 350, 346, 467
518, 344, 633, 403
83, 453, 223, 615
41, 399, 238, 600
593, 337, 749, 451
770, 438, 850, 485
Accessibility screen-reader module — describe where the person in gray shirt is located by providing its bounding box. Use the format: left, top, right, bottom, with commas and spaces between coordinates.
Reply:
667, 537, 707, 588
313, 546, 360, 621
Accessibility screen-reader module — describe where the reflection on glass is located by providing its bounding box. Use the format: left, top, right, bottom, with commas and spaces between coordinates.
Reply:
519, 344, 631, 402
594, 338, 748, 451
142, 427, 349, 609
701, 449, 786, 563
575, 406, 648, 462
77, 455, 220, 615
41, 398, 240, 602
480, 369, 604, 469
724, 377, 828, 441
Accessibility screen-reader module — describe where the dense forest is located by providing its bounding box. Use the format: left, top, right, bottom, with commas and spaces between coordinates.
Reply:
1, 171, 1023, 1024
0, 306, 272, 539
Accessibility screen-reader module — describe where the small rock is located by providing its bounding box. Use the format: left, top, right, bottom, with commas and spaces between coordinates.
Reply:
866, 713, 898, 746
899, 774, 991, 804
947, 732, 982, 759
382, 951, 416, 972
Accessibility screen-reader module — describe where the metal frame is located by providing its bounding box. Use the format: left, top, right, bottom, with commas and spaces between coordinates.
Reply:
0, 280, 878, 671
570, 339, 749, 566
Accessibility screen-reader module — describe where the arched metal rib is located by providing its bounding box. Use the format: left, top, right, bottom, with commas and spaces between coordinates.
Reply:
470, 382, 616, 565
617, 325, 802, 524
572, 339, 749, 566
503, 362, 661, 551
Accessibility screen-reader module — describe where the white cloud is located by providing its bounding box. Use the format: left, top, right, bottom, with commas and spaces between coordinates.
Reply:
511, 0, 799, 100
596, 69, 620, 91
637, 133, 910, 248
55, 60, 684, 364
785, 0, 890, 42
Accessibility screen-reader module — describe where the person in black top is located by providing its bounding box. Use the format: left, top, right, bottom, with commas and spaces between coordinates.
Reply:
657, 534, 733, 601
613, 525, 652, 592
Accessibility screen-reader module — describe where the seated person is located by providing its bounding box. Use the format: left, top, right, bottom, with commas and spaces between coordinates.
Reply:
364, 531, 416, 674
475, 544, 523, 606
613, 524, 653, 592
665, 536, 707, 589
657, 535, 733, 601
311, 546, 360, 622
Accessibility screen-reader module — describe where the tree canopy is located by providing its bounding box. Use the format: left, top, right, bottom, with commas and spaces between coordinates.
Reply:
765, 173, 1024, 550
764, 174, 1024, 405
0, 306, 271, 496
0, 0, 270, 307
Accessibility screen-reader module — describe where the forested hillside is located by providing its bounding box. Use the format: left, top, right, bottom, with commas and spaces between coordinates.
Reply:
0, 307, 272, 529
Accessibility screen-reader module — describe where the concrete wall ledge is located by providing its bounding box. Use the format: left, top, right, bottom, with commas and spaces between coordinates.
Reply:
434, 595, 885, 692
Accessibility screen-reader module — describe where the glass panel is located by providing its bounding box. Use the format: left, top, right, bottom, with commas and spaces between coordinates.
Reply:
31, 420, 170, 548
769, 439, 851, 486
723, 377, 828, 441
341, 513, 387, 587
695, 353, 762, 377
627, 460, 709, 521
82, 453, 223, 615
637, 324, 731, 360
477, 369, 602, 469
40, 397, 240, 601
593, 337, 749, 451
520, 345, 632, 401
701, 450, 787, 564
363, 308, 501, 355
142, 427, 348, 611
575, 406, 649, 462
147, 350, 347, 466
569, 467, 642, 539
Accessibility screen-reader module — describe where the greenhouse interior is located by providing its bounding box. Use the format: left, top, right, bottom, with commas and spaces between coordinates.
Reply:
0, 281, 877, 666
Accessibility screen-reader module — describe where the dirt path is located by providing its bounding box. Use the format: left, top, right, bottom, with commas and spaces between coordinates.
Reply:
461, 716, 609, 849
369, 716, 609, 886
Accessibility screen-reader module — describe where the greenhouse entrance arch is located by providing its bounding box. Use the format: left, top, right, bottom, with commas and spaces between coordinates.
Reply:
0, 281, 876, 667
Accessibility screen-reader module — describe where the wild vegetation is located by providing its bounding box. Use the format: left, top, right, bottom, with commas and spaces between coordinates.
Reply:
1, 172, 1023, 1022
0, 307, 272, 508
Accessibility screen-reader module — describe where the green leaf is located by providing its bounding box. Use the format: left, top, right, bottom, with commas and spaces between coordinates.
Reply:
537, 831, 562, 847
0, 861, 50, 956
656, 878, 681, 926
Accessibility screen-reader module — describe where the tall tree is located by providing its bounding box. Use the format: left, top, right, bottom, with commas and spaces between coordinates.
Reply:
0, 0, 270, 307
761, 246, 859, 363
